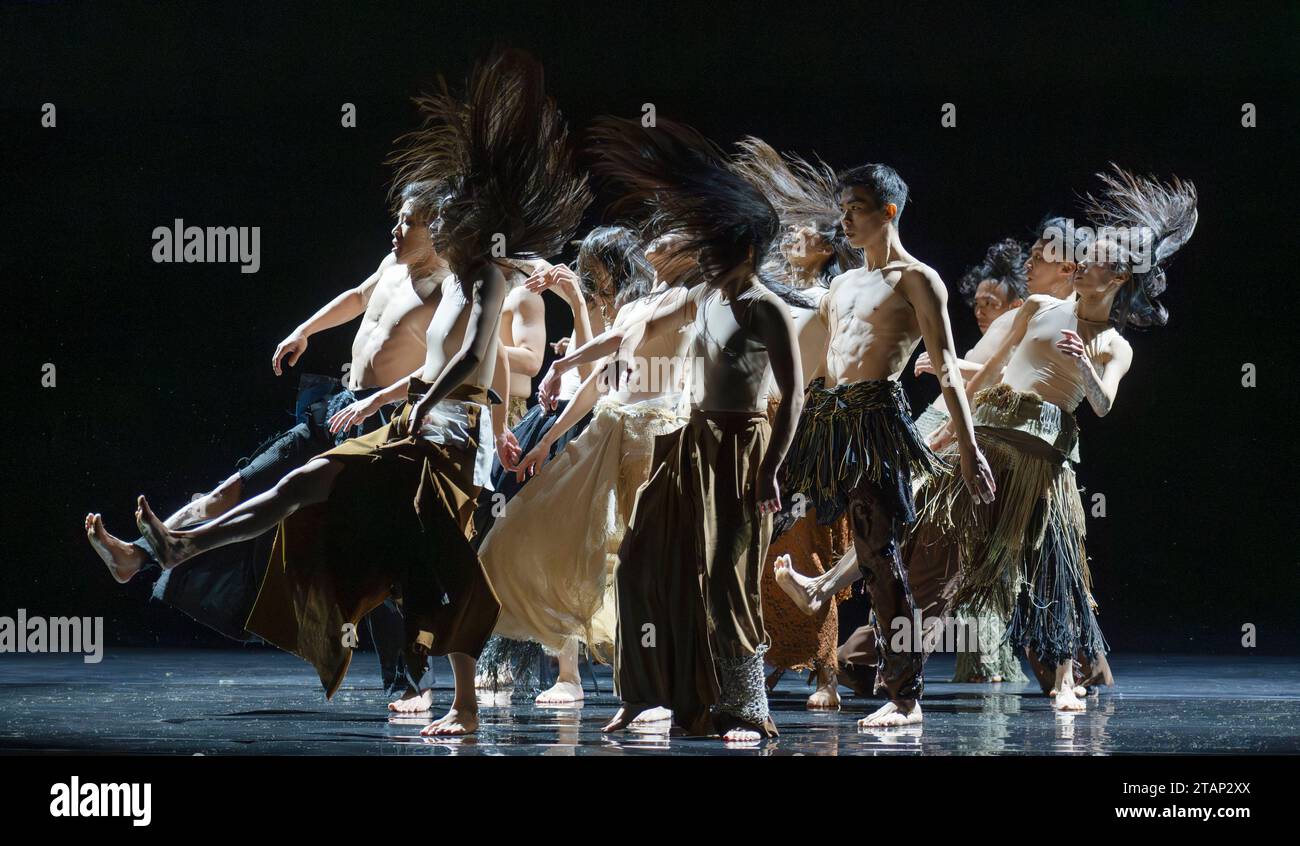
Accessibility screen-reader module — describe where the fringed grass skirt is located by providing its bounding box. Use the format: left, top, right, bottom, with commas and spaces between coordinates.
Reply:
917, 384, 1106, 668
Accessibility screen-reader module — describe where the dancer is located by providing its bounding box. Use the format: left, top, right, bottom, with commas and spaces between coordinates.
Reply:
476, 230, 693, 705
571, 118, 806, 741
923, 165, 1197, 711
84, 179, 448, 691
772, 162, 996, 728
124, 48, 591, 735
732, 137, 860, 709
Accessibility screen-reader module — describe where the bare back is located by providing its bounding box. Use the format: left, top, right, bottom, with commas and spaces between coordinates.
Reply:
688, 284, 777, 413
422, 275, 502, 389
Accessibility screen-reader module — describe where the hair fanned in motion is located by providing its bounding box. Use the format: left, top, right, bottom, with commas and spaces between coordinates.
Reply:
730, 137, 862, 285
959, 237, 1029, 305
390, 48, 592, 278
585, 117, 810, 307
1081, 163, 1198, 328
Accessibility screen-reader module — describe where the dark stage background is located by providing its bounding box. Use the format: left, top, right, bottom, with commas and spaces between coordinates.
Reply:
3, 2, 1296, 655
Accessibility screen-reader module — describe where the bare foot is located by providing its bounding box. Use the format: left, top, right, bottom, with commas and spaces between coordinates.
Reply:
806, 682, 841, 710
536, 680, 584, 705
630, 706, 671, 724
135, 496, 189, 567
84, 513, 146, 583
420, 708, 478, 735
1052, 687, 1086, 712
602, 705, 646, 733
1048, 685, 1087, 698
858, 701, 923, 728
388, 688, 433, 713
773, 554, 824, 617
723, 727, 761, 743
989, 675, 1004, 683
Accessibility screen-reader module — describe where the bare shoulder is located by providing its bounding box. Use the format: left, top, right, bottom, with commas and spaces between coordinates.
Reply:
1022, 293, 1057, 316
893, 261, 946, 307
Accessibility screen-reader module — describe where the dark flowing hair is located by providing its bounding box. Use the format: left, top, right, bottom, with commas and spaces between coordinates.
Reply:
575, 225, 657, 309
584, 117, 811, 309
731, 136, 861, 287
959, 237, 1029, 306
1081, 164, 1197, 329
389, 48, 592, 280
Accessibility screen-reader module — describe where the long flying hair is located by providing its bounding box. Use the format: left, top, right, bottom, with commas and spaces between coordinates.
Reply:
389, 48, 591, 279
959, 237, 1028, 305
575, 225, 657, 309
1081, 164, 1197, 329
585, 117, 811, 308
731, 137, 861, 286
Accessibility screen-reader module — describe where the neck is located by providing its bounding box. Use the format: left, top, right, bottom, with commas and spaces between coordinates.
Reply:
789, 263, 825, 289
860, 227, 907, 270
403, 250, 443, 281
1075, 290, 1114, 323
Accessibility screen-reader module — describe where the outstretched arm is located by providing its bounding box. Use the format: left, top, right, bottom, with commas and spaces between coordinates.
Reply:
552, 286, 694, 375
273, 254, 391, 375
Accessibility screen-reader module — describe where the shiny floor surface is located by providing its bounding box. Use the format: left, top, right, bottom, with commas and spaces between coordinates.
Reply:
2, 650, 1296, 755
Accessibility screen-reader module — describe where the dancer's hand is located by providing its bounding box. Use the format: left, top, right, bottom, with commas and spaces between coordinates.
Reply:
525, 263, 582, 306
513, 438, 553, 483
272, 332, 308, 375
757, 473, 782, 515
329, 394, 381, 434
913, 351, 935, 378
927, 421, 956, 452
960, 444, 996, 505
1056, 329, 1086, 360
536, 366, 563, 410
496, 430, 522, 470
550, 337, 570, 356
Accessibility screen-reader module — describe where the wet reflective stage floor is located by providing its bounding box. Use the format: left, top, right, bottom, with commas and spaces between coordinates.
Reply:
1, 649, 1297, 755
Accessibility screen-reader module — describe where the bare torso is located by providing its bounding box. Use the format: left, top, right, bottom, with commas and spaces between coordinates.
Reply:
824, 263, 924, 385
499, 281, 547, 399
688, 283, 776, 413
1001, 296, 1118, 412
422, 275, 502, 390
348, 262, 446, 389
612, 285, 694, 404
786, 284, 830, 395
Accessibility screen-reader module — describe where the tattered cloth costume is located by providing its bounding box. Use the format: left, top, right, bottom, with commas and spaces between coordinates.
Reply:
780, 376, 944, 702
245, 378, 501, 698
478, 394, 683, 661
916, 382, 1107, 669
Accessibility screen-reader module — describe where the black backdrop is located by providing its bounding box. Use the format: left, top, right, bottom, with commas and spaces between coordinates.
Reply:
3, 1, 1296, 654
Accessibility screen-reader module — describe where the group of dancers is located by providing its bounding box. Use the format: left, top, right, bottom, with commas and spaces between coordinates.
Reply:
84, 49, 1198, 741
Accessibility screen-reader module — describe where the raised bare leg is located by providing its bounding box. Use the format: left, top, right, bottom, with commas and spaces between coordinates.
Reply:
136, 458, 343, 568
774, 547, 858, 617
84, 513, 147, 582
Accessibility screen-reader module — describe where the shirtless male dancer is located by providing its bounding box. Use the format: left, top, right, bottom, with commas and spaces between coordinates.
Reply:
119, 48, 590, 735
85, 180, 446, 689
773, 163, 996, 728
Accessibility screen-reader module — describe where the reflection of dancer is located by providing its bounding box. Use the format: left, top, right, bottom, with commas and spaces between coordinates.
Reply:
577, 118, 807, 741
479, 231, 695, 704
732, 138, 860, 709
772, 162, 996, 728
926, 166, 1197, 711
84, 180, 447, 691
125, 49, 590, 736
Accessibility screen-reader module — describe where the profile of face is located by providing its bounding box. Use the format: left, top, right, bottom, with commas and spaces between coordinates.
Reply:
838, 186, 894, 249
645, 233, 694, 282
1073, 236, 1129, 298
971, 279, 1023, 333
1023, 238, 1077, 297
391, 200, 434, 263
781, 223, 834, 272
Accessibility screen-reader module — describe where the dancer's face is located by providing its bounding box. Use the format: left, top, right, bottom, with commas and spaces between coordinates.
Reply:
781, 224, 834, 272
971, 279, 1022, 333
838, 186, 893, 249
1074, 237, 1129, 298
646, 234, 693, 282
391, 200, 434, 263
1024, 238, 1076, 297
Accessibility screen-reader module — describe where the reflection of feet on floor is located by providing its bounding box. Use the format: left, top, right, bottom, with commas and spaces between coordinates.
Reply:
858, 701, 922, 728
773, 554, 823, 617
806, 682, 841, 710
1051, 687, 1086, 712
535, 680, 584, 705
85, 513, 145, 583
388, 688, 433, 713
474, 668, 514, 691
420, 708, 479, 735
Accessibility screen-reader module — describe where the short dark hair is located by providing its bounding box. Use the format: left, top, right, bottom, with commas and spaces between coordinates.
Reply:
837, 164, 908, 223
390, 179, 448, 223
959, 238, 1029, 306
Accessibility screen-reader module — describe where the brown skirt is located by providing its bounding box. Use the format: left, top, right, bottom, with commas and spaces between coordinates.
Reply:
246, 381, 501, 698
612, 408, 776, 737
758, 506, 851, 673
